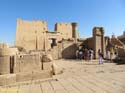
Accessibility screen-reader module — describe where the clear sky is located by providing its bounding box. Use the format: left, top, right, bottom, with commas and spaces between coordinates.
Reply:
0, 0, 125, 45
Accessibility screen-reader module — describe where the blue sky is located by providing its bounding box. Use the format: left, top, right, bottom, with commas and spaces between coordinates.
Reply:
0, 0, 125, 45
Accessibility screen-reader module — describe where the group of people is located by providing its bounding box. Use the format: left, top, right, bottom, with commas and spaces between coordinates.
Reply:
98, 47, 118, 64
76, 47, 118, 65
76, 48, 94, 61
106, 47, 118, 61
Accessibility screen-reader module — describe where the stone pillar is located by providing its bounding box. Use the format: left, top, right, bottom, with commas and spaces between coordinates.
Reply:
71, 23, 78, 42
93, 27, 105, 59
43, 32, 51, 51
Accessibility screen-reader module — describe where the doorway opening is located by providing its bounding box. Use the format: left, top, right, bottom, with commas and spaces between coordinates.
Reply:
50, 38, 57, 48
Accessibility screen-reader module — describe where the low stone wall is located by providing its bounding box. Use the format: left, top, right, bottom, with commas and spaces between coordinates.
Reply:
16, 72, 32, 82
32, 70, 52, 80
0, 70, 52, 86
0, 48, 18, 56
15, 54, 41, 73
0, 74, 16, 86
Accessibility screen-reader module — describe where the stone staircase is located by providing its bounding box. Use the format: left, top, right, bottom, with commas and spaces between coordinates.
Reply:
111, 37, 125, 62
110, 37, 125, 48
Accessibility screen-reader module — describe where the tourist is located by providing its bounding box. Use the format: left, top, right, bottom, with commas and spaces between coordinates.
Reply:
89, 48, 94, 60
84, 48, 88, 61
106, 50, 110, 60
88, 49, 91, 61
114, 48, 118, 59
87, 49, 90, 61
110, 47, 114, 62
79, 50, 83, 60
82, 48, 85, 59
76, 50, 79, 59
98, 49, 103, 64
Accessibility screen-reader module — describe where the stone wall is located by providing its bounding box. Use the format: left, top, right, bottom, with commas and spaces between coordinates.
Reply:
84, 37, 94, 49
0, 48, 18, 56
15, 19, 79, 52
0, 74, 16, 86
0, 43, 9, 49
15, 19, 48, 51
55, 23, 73, 39
0, 46, 18, 75
14, 54, 41, 73
0, 53, 53, 85
62, 41, 78, 59
0, 70, 52, 86
0, 56, 10, 75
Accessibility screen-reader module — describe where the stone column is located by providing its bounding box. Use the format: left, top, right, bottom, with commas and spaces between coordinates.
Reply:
93, 27, 105, 59
71, 22, 78, 42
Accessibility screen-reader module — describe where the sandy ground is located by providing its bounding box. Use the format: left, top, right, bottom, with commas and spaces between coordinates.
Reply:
0, 59, 125, 93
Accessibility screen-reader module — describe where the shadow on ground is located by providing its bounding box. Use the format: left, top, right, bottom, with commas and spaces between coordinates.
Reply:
113, 58, 125, 65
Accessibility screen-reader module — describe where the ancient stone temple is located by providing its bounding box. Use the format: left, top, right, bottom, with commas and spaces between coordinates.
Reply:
3, 18, 125, 85
15, 19, 109, 59
15, 19, 79, 52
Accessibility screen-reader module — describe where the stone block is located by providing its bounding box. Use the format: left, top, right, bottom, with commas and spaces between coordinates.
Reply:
42, 54, 53, 62
14, 61, 20, 73
16, 54, 41, 73
43, 62, 52, 70
0, 74, 16, 86
0, 56, 10, 75
52, 63, 63, 75
16, 72, 32, 82
6, 74, 16, 85
0, 48, 18, 56
32, 70, 52, 80
0, 75, 6, 86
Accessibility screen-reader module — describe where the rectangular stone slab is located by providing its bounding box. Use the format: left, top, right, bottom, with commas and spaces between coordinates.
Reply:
0, 74, 16, 86
16, 72, 32, 82
32, 70, 52, 80
43, 62, 52, 70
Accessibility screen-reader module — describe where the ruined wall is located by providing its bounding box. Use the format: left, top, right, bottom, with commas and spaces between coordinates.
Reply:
0, 48, 18, 56
0, 47, 18, 75
84, 37, 94, 49
0, 56, 10, 74
62, 41, 78, 59
15, 19, 48, 51
14, 54, 41, 73
55, 23, 73, 39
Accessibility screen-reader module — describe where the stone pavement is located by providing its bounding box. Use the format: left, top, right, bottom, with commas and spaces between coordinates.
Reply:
0, 59, 125, 93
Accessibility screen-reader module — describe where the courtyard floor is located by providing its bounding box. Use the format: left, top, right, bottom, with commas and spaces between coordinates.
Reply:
0, 59, 125, 93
